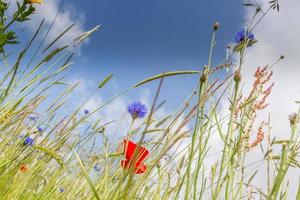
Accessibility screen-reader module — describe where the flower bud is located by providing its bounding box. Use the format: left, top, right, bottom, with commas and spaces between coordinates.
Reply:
200, 74, 207, 83
234, 71, 242, 82
289, 113, 298, 126
213, 22, 220, 31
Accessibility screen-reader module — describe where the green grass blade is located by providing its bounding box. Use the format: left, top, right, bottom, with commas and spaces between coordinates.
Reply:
74, 151, 100, 200
133, 70, 199, 88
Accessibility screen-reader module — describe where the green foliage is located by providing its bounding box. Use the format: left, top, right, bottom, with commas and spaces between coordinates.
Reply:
15, 1, 36, 22
0, 0, 37, 53
0, 0, 299, 199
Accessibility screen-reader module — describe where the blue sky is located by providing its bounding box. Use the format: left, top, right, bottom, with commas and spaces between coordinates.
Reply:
63, 0, 244, 110
6, 0, 247, 112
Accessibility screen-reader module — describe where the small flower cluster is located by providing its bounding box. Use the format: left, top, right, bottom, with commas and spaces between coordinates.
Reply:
252, 66, 274, 110
237, 66, 274, 113
248, 122, 266, 149
234, 66, 274, 137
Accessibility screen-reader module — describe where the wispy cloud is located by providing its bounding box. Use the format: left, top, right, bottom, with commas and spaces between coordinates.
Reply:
8, 0, 85, 48
68, 77, 191, 144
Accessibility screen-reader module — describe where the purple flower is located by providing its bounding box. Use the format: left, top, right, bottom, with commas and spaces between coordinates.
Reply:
24, 137, 34, 146
59, 187, 65, 193
29, 116, 38, 121
84, 109, 90, 114
235, 30, 255, 43
93, 165, 101, 172
127, 102, 147, 119
37, 127, 43, 133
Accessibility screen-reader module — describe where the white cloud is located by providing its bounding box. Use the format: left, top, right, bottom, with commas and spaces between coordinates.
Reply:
67, 77, 192, 157
242, 0, 300, 132
240, 0, 300, 197
8, 0, 85, 48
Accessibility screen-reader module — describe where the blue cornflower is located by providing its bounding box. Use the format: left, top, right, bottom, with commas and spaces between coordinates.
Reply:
93, 165, 101, 172
235, 30, 255, 43
37, 127, 43, 133
59, 187, 65, 193
29, 116, 38, 121
24, 137, 34, 146
127, 102, 147, 119
84, 109, 90, 114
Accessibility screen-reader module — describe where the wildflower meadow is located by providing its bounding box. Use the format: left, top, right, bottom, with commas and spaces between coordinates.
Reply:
0, 0, 299, 199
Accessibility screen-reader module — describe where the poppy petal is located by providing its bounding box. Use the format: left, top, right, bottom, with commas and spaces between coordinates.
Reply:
121, 159, 147, 174
123, 139, 149, 162
123, 140, 137, 160
136, 147, 149, 163
135, 163, 147, 174
121, 159, 129, 169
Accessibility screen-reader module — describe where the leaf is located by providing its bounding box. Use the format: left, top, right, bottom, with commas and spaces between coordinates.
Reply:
34, 145, 63, 167
247, 170, 258, 185
239, 96, 257, 109
144, 129, 164, 134
99, 153, 123, 159
43, 46, 68, 63
0, 159, 11, 168
73, 25, 101, 47
98, 73, 113, 88
50, 81, 69, 85
42, 24, 75, 53
273, 140, 290, 145
55, 62, 73, 74
264, 149, 273, 159
155, 115, 172, 127
242, 3, 256, 7
20, 75, 40, 93
233, 40, 258, 52
155, 100, 167, 111
297, 178, 300, 200
74, 152, 100, 200
133, 70, 199, 88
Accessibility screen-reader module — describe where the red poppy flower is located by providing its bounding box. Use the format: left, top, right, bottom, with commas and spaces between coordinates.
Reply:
19, 164, 28, 173
121, 139, 149, 174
